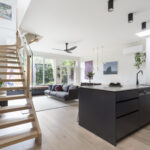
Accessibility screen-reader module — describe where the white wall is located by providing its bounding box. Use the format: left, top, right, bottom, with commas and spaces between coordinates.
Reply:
146, 37, 150, 84
0, 0, 16, 44
81, 46, 147, 86
17, 0, 31, 25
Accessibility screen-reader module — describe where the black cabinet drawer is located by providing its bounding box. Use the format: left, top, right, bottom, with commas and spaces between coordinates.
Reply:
116, 90, 138, 102
116, 112, 139, 140
139, 94, 150, 127
116, 99, 138, 117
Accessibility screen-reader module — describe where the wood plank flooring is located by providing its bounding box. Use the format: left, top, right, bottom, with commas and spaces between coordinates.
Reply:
1, 96, 150, 150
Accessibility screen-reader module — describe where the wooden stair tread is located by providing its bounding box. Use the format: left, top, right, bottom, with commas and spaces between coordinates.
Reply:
0, 49, 17, 53
0, 60, 20, 64
0, 86, 26, 91
0, 51, 16, 55
0, 95, 27, 101
0, 44, 16, 48
0, 72, 23, 75
0, 79, 24, 82
0, 128, 38, 148
0, 104, 31, 113
0, 66, 21, 69
0, 55, 18, 59
0, 48, 16, 51
0, 115, 34, 129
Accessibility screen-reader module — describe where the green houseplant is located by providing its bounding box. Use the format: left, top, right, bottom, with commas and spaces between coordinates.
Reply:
87, 72, 95, 83
57, 66, 61, 78
134, 52, 146, 70
0, 78, 3, 88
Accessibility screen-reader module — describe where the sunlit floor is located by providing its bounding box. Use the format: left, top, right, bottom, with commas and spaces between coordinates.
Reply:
1, 96, 150, 150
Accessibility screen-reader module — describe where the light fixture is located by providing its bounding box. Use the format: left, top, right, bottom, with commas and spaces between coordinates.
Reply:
142, 22, 146, 30
136, 29, 150, 37
128, 13, 133, 23
108, 0, 114, 12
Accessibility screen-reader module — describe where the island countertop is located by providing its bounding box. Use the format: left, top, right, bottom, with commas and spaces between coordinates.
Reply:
80, 85, 150, 92
79, 84, 150, 145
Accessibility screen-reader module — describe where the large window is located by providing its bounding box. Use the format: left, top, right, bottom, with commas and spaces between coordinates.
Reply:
44, 59, 54, 84
61, 67, 68, 84
33, 56, 54, 85
34, 57, 43, 85
60, 60, 75, 85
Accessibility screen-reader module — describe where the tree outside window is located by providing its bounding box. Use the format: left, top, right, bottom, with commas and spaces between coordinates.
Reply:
33, 57, 54, 85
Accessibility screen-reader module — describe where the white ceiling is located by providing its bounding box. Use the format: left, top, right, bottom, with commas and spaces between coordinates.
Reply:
21, 0, 150, 57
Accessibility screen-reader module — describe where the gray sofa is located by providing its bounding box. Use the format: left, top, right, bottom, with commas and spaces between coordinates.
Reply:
44, 84, 78, 101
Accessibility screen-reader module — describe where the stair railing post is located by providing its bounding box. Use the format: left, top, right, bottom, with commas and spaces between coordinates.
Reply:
26, 55, 30, 98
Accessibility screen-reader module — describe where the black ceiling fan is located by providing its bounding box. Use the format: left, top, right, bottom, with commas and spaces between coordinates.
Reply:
52, 43, 77, 53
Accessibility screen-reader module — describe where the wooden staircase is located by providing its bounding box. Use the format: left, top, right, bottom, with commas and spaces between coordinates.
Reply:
0, 34, 41, 148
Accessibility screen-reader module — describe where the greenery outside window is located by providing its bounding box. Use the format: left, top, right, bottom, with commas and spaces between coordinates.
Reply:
44, 59, 54, 84
33, 56, 54, 86
61, 60, 75, 85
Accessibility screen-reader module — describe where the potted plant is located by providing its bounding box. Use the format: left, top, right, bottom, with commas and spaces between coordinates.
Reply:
87, 72, 95, 83
0, 78, 5, 96
57, 66, 61, 78
0, 78, 4, 88
134, 52, 146, 70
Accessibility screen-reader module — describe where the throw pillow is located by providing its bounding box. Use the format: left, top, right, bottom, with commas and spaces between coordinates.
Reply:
55, 85, 62, 91
62, 85, 69, 92
51, 85, 56, 91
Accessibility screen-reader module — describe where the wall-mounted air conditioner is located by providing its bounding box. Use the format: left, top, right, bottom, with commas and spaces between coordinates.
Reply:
123, 44, 146, 55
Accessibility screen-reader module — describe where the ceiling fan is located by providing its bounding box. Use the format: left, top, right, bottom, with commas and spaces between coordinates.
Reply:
52, 43, 77, 53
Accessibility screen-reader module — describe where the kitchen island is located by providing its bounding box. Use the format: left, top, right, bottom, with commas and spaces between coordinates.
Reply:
79, 85, 150, 145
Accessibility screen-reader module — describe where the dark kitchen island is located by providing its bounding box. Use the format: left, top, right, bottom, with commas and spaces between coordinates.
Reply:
79, 85, 150, 145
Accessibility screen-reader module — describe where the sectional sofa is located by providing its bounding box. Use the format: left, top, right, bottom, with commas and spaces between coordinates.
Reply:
44, 84, 79, 101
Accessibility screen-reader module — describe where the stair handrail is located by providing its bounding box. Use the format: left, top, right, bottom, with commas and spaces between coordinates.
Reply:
17, 30, 32, 97
18, 30, 34, 87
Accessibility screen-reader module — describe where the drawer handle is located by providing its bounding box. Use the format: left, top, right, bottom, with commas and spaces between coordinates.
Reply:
117, 110, 139, 119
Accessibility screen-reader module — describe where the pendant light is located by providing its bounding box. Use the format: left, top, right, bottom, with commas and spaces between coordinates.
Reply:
128, 13, 133, 23
142, 22, 146, 30
108, 0, 114, 12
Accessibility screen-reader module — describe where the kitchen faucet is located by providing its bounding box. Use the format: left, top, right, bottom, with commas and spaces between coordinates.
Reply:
136, 70, 143, 86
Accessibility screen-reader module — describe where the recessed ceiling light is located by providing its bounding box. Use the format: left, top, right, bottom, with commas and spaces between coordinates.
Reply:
128, 13, 133, 23
108, 0, 114, 12
136, 29, 150, 37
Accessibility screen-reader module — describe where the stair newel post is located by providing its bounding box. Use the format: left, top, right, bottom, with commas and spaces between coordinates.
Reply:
26, 55, 30, 98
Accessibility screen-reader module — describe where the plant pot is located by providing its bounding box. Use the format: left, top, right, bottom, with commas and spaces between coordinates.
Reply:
89, 79, 92, 83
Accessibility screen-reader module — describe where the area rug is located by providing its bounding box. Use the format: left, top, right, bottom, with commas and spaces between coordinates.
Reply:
33, 96, 78, 112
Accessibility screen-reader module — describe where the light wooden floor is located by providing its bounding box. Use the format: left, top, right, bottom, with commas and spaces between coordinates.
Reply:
1, 98, 150, 150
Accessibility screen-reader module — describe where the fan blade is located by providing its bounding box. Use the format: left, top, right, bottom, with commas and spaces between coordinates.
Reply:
65, 50, 72, 53
68, 46, 77, 51
52, 48, 64, 51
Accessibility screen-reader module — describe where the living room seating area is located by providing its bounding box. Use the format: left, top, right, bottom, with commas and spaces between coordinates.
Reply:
45, 84, 78, 101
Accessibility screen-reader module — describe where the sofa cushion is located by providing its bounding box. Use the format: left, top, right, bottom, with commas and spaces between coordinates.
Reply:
50, 91, 57, 96
69, 85, 78, 90
48, 85, 53, 91
56, 91, 69, 99
44, 90, 50, 95
62, 85, 69, 92
51, 85, 56, 91
55, 85, 62, 91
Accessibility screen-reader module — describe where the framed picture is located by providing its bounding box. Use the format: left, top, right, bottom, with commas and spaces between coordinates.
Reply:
103, 61, 118, 75
85, 61, 93, 79
0, 2, 12, 20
